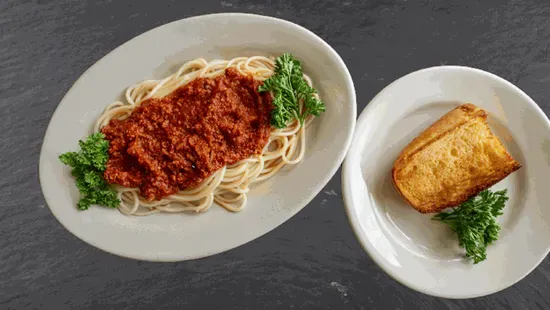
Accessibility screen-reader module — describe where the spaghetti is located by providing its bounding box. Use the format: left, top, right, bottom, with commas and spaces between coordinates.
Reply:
94, 56, 317, 216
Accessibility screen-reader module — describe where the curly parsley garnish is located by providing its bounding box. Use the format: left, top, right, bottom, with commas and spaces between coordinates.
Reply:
59, 132, 120, 210
432, 189, 509, 264
258, 53, 326, 128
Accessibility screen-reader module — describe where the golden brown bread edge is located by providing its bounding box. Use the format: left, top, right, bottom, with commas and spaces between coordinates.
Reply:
391, 103, 522, 213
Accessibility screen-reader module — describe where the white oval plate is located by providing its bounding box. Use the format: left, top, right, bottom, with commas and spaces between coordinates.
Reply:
39, 13, 356, 262
342, 66, 550, 298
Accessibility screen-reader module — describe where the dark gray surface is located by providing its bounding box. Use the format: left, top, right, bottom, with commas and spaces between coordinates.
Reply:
1, 0, 549, 309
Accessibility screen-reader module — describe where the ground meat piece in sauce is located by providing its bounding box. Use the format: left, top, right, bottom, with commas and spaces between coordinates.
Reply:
101, 68, 273, 201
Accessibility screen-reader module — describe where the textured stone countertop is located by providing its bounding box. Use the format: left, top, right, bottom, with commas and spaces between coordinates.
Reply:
1, 0, 549, 309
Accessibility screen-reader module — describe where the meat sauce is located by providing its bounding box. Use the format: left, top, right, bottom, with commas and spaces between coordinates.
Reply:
101, 68, 273, 200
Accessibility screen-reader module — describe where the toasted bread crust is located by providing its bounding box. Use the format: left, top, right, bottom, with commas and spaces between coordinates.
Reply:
392, 104, 486, 173
392, 103, 521, 213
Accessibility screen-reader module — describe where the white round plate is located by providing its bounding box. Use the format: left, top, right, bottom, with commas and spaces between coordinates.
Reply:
342, 66, 550, 298
39, 13, 356, 262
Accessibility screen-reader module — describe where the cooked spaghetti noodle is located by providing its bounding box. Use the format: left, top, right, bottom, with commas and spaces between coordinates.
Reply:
94, 56, 317, 216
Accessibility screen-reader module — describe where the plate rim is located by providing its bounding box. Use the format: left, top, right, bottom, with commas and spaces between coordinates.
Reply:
38, 12, 357, 262
341, 64, 550, 299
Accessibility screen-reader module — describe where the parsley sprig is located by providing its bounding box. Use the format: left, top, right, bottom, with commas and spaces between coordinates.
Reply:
59, 132, 120, 210
432, 189, 509, 264
258, 53, 326, 128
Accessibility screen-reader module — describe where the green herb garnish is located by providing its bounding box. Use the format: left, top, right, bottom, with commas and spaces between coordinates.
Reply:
59, 132, 120, 210
258, 53, 326, 128
432, 189, 509, 264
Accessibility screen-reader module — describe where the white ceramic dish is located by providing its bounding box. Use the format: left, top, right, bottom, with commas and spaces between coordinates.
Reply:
342, 65, 550, 298
39, 13, 356, 262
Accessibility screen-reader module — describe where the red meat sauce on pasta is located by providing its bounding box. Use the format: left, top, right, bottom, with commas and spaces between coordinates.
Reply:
101, 68, 273, 201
